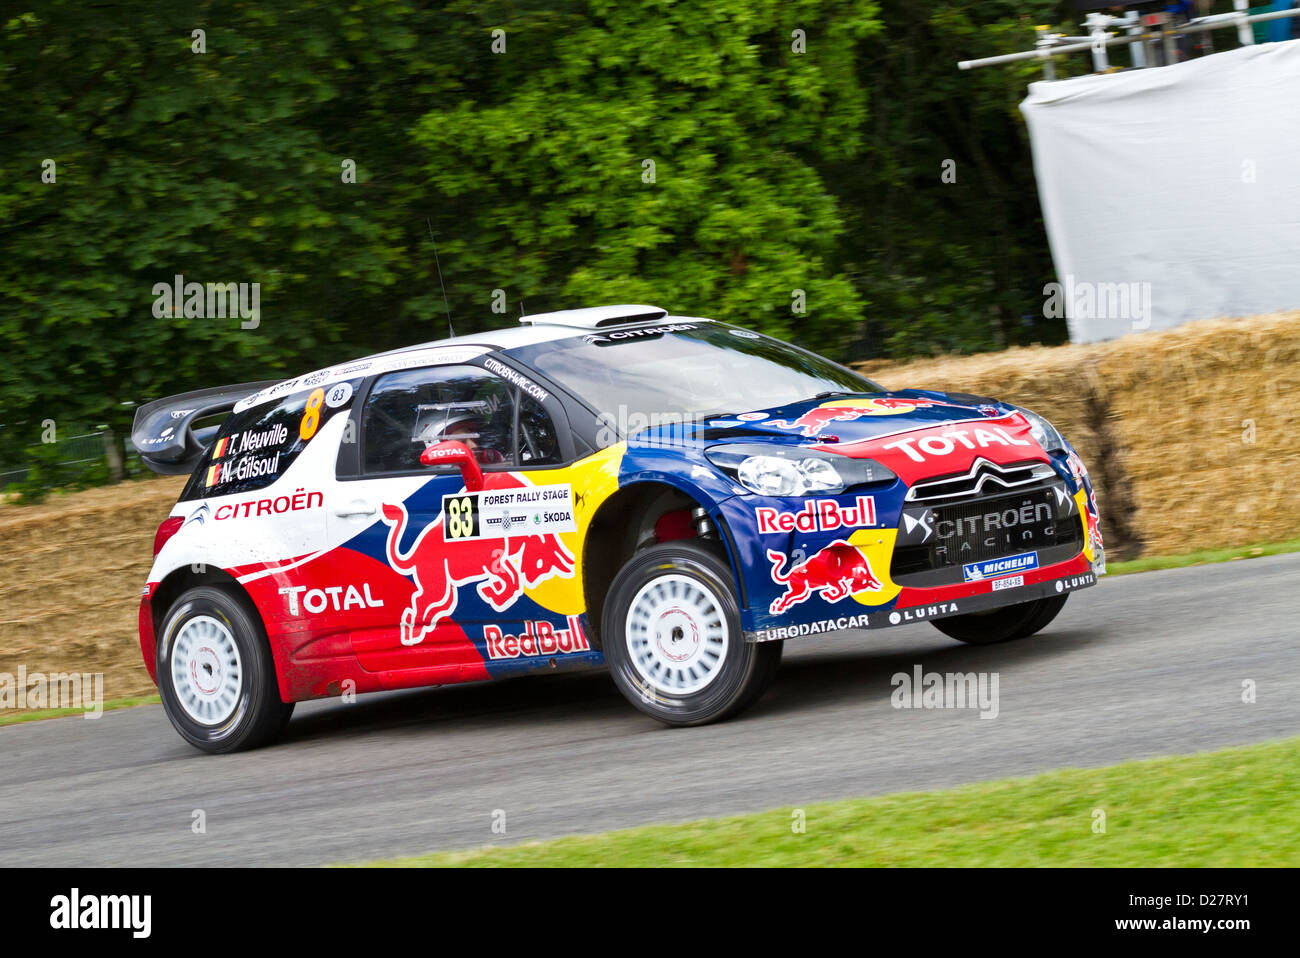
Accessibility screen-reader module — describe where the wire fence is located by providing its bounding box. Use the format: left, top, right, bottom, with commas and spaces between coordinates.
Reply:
0, 429, 141, 492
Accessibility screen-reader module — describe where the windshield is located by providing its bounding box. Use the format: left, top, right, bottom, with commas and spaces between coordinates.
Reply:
504, 323, 882, 423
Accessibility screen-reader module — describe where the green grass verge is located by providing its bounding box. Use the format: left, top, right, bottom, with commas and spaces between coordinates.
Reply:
1105, 538, 1300, 576
358, 737, 1300, 867
0, 694, 160, 727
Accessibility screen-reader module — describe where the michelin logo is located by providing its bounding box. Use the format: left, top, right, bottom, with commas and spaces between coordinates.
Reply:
963, 551, 1038, 582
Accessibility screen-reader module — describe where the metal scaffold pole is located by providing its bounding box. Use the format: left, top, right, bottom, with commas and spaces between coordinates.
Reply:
959, 7, 1300, 77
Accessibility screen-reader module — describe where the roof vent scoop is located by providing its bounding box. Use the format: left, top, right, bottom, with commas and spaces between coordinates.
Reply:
518, 304, 668, 329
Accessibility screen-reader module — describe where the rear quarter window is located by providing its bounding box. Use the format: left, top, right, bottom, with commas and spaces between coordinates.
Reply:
180, 380, 357, 501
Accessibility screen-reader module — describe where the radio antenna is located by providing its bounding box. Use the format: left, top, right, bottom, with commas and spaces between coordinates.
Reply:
426, 218, 454, 339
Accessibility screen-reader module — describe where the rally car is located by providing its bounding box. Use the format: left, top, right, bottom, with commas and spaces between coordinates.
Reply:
132, 305, 1104, 752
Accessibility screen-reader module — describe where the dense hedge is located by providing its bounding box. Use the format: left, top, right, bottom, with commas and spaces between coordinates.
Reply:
1, 0, 1082, 471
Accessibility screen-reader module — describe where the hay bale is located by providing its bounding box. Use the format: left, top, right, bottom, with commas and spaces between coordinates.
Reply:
1095, 312, 1300, 554
0, 477, 184, 707
861, 312, 1300, 555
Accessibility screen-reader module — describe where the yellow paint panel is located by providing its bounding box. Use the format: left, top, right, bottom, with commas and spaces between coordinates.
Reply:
524, 443, 626, 615
1076, 489, 1094, 562
846, 528, 903, 607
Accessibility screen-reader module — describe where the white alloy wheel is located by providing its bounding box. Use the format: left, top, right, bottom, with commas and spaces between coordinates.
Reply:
624, 573, 729, 695
170, 614, 244, 725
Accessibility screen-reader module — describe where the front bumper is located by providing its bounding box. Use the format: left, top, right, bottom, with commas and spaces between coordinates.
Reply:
745, 561, 1099, 642
715, 455, 1104, 643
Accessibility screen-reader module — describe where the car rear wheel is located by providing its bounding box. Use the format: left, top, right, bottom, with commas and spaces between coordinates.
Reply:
157, 586, 293, 753
602, 541, 781, 726
930, 594, 1069, 645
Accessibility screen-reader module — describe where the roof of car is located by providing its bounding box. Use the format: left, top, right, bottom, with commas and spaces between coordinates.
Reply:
370, 307, 713, 357
369, 321, 589, 356
231, 307, 713, 413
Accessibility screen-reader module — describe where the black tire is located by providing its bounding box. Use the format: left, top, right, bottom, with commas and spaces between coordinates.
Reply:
931, 594, 1069, 645
156, 586, 293, 753
602, 540, 780, 726
731, 637, 783, 714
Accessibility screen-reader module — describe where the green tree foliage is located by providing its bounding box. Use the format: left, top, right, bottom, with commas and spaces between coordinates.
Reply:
408, 0, 879, 359
0, 2, 425, 446
0, 0, 1077, 491
842, 0, 1075, 359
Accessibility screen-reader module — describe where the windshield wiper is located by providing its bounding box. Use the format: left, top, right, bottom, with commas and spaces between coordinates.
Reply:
809, 390, 861, 401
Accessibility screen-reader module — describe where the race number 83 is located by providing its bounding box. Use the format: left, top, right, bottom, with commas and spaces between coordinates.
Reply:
444, 494, 480, 540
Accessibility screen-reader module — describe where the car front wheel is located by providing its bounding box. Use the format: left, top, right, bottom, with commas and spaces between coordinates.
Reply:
930, 594, 1069, 645
157, 586, 293, 753
602, 541, 781, 726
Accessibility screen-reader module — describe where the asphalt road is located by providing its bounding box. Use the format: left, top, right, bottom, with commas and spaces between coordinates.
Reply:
2, 554, 1297, 867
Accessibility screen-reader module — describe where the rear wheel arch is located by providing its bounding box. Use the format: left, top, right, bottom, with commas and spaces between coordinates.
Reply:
154, 583, 293, 752
151, 565, 265, 655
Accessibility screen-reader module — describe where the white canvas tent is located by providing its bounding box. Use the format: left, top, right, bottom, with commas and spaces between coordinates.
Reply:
1020, 39, 1300, 342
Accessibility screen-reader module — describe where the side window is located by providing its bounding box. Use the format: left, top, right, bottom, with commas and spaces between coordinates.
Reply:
362, 365, 516, 475
517, 393, 562, 467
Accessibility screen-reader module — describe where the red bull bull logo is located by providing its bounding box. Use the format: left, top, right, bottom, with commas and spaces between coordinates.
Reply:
772, 397, 949, 437
767, 541, 883, 614
380, 475, 576, 647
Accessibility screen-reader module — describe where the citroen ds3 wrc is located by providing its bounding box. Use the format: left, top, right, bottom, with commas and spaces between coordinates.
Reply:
132, 305, 1104, 752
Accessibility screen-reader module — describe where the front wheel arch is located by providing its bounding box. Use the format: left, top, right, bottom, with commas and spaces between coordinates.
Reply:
581, 480, 744, 649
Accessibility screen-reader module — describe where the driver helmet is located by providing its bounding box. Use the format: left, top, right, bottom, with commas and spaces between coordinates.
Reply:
420, 413, 503, 464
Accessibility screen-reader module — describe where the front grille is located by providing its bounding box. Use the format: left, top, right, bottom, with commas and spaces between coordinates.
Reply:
892, 482, 1082, 584
906, 458, 1057, 503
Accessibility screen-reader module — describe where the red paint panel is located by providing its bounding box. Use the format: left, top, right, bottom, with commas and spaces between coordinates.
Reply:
817, 413, 1050, 485
138, 584, 159, 685
893, 552, 1091, 608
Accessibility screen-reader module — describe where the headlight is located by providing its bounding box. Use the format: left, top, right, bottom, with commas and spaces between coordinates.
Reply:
737, 457, 807, 496
1016, 408, 1065, 453
706, 443, 897, 496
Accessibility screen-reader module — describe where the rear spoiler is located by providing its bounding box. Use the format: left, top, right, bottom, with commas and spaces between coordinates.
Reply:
130, 380, 280, 475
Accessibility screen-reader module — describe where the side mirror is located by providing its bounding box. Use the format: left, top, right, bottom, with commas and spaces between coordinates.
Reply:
420, 440, 485, 491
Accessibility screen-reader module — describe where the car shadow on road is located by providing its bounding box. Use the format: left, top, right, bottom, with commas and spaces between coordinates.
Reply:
276, 623, 1107, 746
279, 668, 625, 745
744, 626, 1102, 723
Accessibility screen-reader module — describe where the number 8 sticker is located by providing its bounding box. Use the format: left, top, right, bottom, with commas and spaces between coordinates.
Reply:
300, 387, 325, 441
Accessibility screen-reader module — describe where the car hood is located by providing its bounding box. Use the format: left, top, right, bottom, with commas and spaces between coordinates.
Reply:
693, 389, 1015, 445
625, 389, 1055, 486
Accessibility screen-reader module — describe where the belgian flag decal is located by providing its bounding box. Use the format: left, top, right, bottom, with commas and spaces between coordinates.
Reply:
205, 462, 223, 487
211, 436, 231, 459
